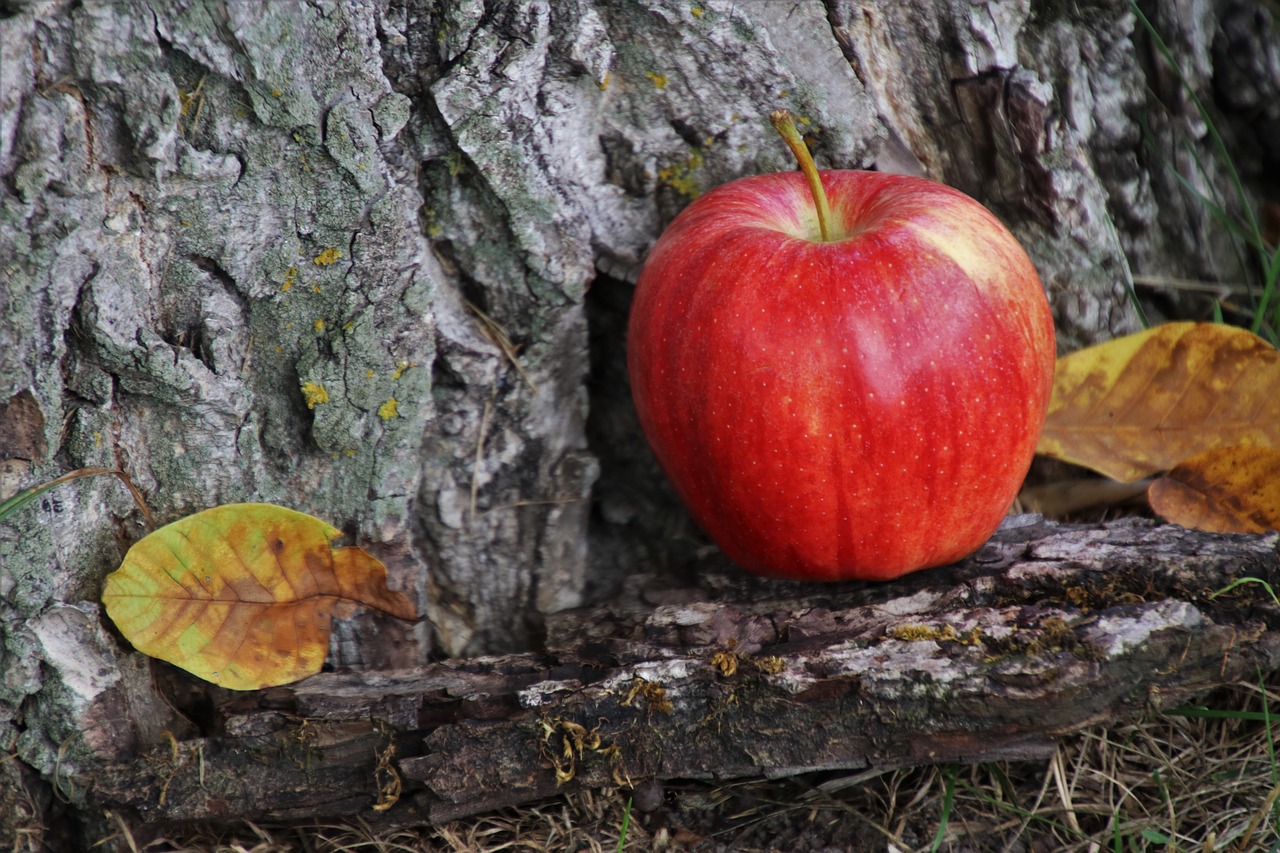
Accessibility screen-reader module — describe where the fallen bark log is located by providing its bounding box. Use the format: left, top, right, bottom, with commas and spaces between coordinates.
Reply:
91, 516, 1280, 827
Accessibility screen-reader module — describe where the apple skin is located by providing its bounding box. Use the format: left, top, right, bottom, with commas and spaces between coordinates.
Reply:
627, 170, 1055, 581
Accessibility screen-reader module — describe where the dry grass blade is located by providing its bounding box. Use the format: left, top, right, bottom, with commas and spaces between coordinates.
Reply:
1235, 777, 1280, 853
1131, 274, 1252, 296
470, 394, 495, 525
0, 466, 154, 528
466, 300, 537, 392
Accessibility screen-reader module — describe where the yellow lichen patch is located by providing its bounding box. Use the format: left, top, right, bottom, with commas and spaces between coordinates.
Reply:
313, 318, 326, 332
378, 399, 400, 421
282, 266, 297, 292
313, 248, 342, 266
645, 71, 668, 89
889, 623, 984, 645
598, 71, 611, 90
691, 4, 704, 17
392, 360, 414, 380
300, 382, 329, 408
271, 88, 282, 98
890, 623, 948, 642
657, 148, 704, 199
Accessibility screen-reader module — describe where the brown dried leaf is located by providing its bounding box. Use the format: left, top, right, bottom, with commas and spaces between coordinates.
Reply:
102, 503, 416, 690
1037, 323, 1280, 482
1148, 446, 1280, 534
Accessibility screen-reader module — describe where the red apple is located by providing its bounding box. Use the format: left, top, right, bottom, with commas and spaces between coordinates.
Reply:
627, 114, 1055, 581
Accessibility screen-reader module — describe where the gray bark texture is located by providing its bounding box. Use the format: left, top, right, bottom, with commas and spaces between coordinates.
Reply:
1, 0, 1278, 843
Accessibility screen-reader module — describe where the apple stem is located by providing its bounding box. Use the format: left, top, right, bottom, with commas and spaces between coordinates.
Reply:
770, 109, 832, 242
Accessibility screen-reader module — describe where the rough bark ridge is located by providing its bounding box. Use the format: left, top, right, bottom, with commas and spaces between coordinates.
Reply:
86, 518, 1280, 828
1, 0, 1278, 842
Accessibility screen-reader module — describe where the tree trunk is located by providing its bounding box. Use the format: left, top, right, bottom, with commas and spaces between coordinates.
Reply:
1, 0, 1277, 844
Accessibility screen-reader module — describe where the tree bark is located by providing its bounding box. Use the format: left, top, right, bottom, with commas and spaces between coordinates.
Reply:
86, 518, 1280, 828
2, 0, 1278, 843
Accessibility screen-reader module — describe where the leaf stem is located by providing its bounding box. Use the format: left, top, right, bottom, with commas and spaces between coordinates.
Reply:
770, 109, 832, 242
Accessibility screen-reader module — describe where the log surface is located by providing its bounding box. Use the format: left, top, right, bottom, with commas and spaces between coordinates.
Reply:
92, 517, 1280, 825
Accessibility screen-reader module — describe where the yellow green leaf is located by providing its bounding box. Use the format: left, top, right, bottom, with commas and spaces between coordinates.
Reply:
1148, 446, 1280, 534
102, 503, 415, 690
1037, 323, 1280, 482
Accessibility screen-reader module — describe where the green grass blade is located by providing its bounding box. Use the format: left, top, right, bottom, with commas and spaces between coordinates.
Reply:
930, 765, 958, 853
1263, 669, 1280, 826
1258, 239, 1280, 337
1165, 165, 1262, 253
1209, 577, 1280, 606
1123, 267, 1151, 329
1130, 0, 1277, 339
1166, 705, 1279, 722
616, 796, 632, 852
1129, 2, 1263, 247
